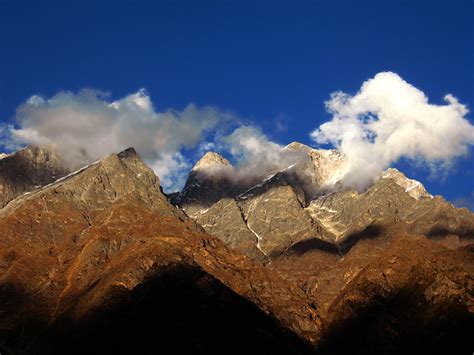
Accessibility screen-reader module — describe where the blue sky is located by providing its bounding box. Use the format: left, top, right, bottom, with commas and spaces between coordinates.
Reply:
0, 0, 473, 206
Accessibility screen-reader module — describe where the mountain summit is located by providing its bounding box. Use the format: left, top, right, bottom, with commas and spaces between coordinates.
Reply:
192, 151, 231, 171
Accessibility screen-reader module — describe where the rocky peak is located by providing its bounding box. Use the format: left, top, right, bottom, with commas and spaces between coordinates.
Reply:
285, 141, 347, 191
285, 141, 313, 152
381, 168, 432, 200
0, 146, 175, 220
192, 151, 231, 172
174, 152, 236, 212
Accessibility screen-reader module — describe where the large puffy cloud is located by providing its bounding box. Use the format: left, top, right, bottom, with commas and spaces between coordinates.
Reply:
6, 89, 233, 191
311, 72, 474, 190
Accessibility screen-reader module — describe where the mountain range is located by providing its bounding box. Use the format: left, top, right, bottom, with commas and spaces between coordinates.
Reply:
0, 144, 472, 354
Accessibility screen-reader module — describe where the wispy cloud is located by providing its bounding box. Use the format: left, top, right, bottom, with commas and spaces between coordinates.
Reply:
5, 89, 234, 191
220, 125, 304, 178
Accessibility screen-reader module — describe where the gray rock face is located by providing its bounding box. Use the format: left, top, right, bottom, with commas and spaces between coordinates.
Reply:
176, 143, 474, 258
239, 185, 315, 257
193, 198, 265, 259
0, 145, 70, 208
306, 175, 474, 246
177, 150, 322, 257
191, 183, 318, 259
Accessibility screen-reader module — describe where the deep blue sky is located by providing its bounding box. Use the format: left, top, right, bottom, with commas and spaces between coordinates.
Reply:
0, 0, 473, 206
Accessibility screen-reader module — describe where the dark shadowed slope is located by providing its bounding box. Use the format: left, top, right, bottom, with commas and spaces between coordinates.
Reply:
271, 225, 474, 354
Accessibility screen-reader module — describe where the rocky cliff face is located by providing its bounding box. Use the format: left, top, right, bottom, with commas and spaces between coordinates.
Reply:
0, 145, 70, 208
0, 147, 320, 354
306, 174, 474, 246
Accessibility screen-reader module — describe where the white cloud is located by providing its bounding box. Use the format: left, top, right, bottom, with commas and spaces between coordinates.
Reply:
223, 126, 287, 166
6, 89, 232, 192
311, 71, 474, 190
149, 152, 190, 192
196, 141, 217, 158
210, 125, 305, 181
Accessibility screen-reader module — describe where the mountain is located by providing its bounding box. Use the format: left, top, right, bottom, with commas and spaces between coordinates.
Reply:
172, 142, 474, 353
0, 147, 320, 354
0, 144, 472, 354
175, 143, 474, 258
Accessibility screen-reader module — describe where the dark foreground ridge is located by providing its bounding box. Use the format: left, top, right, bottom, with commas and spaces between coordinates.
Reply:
3, 265, 312, 354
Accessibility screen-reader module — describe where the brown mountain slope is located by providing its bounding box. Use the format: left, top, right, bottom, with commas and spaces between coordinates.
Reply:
0, 148, 320, 354
271, 225, 474, 354
318, 238, 474, 354
306, 177, 474, 246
